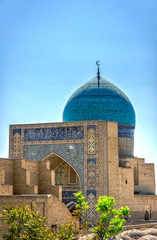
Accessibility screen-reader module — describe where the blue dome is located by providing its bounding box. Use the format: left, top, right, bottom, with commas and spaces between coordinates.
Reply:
63, 77, 135, 127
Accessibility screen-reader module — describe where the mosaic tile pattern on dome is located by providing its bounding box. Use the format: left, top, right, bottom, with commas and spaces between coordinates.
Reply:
63, 77, 135, 127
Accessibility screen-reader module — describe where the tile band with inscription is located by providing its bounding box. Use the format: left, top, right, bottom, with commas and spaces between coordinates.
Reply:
24, 126, 84, 141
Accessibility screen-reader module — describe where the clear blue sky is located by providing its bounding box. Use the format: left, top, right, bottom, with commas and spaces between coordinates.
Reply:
0, 0, 157, 181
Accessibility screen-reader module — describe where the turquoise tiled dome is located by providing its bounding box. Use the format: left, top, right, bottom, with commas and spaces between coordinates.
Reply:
63, 77, 135, 127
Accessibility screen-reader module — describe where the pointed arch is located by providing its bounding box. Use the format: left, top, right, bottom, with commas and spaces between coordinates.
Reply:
41, 152, 82, 205
24, 143, 84, 188
41, 152, 82, 187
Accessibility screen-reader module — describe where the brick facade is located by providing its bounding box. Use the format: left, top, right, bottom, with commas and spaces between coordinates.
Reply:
0, 119, 156, 235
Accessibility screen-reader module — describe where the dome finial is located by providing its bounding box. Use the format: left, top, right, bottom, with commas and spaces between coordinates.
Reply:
96, 61, 100, 88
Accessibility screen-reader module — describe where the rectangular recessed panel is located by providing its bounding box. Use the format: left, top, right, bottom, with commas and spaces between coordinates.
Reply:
69, 167, 77, 184
24, 126, 84, 141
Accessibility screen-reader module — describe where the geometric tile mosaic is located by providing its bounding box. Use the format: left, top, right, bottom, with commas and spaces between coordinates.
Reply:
87, 160, 97, 190
13, 133, 21, 158
86, 125, 97, 224
9, 120, 108, 224
87, 192, 96, 222
87, 126, 96, 155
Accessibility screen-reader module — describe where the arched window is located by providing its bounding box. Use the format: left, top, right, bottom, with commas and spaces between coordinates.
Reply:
68, 166, 77, 184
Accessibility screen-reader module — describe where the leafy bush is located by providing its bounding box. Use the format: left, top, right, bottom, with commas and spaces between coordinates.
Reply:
0, 205, 77, 240
73, 191, 89, 231
52, 222, 77, 240
92, 196, 130, 240
0, 205, 54, 240
0, 195, 129, 240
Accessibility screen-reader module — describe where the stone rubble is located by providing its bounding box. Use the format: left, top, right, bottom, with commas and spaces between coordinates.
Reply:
75, 228, 157, 240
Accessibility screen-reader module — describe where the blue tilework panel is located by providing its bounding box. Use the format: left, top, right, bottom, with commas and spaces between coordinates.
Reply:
62, 191, 78, 198
24, 126, 84, 141
63, 199, 77, 205
87, 190, 96, 196
62, 191, 78, 205
13, 129, 21, 135
87, 158, 96, 165
63, 77, 135, 127
24, 143, 84, 187
118, 126, 134, 138
87, 125, 96, 131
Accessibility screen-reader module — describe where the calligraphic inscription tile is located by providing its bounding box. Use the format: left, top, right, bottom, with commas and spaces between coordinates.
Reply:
24, 126, 84, 141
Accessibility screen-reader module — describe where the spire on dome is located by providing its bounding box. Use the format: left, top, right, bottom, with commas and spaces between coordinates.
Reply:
96, 61, 100, 88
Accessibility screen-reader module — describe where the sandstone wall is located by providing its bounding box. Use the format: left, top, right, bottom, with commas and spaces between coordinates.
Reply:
0, 158, 13, 195
117, 157, 156, 220
0, 158, 62, 200
107, 122, 120, 201
0, 194, 72, 238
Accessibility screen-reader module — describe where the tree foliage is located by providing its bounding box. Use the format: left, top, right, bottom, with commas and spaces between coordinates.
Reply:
0, 195, 129, 240
52, 222, 77, 240
73, 191, 89, 219
73, 191, 89, 231
92, 196, 130, 240
0, 205, 54, 240
0, 205, 77, 240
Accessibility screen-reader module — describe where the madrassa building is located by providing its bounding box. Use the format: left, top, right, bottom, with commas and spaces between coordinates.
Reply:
0, 63, 157, 228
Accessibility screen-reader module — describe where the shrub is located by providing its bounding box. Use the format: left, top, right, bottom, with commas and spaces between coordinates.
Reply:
93, 196, 129, 240
52, 222, 77, 240
73, 191, 89, 231
92, 196, 130, 240
0, 205, 77, 240
0, 205, 54, 240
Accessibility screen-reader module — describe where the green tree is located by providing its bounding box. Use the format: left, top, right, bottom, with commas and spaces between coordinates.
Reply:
92, 196, 129, 240
73, 191, 89, 231
52, 222, 77, 240
0, 205, 54, 240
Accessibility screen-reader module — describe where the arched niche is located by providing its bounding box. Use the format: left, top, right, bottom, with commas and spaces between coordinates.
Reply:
144, 210, 150, 220
42, 153, 82, 205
